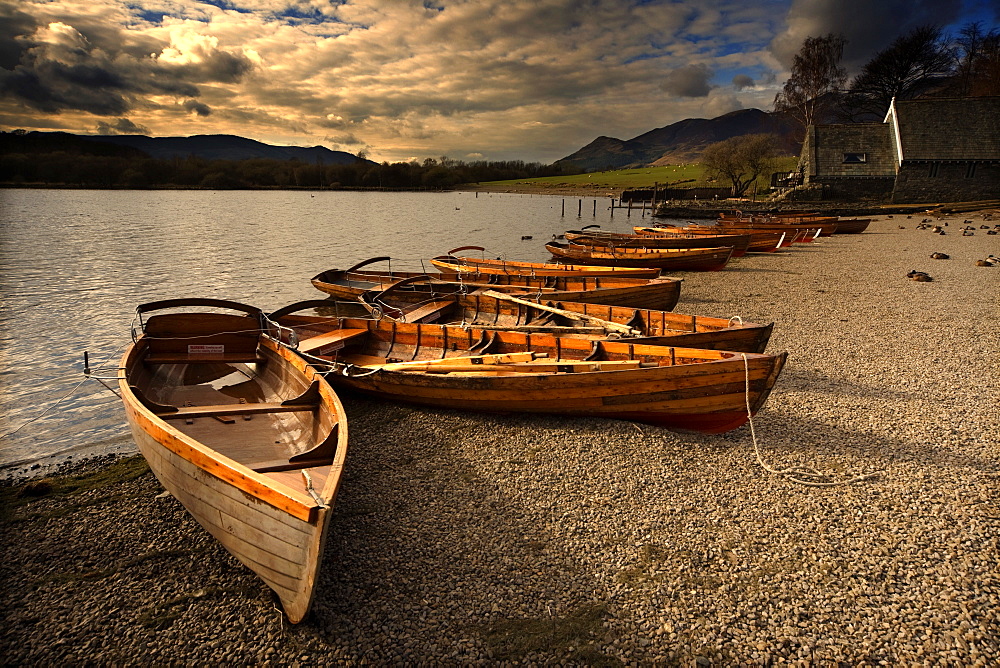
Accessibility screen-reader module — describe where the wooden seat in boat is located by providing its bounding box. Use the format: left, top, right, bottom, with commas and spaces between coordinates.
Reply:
144, 351, 266, 364
400, 300, 454, 323
156, 401, 318, 420
297, 328, 368, 354
142, 312, 264, 364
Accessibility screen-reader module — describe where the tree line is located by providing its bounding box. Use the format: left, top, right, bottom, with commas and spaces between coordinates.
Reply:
774, 21, 999, 131
0, 132, 582, 189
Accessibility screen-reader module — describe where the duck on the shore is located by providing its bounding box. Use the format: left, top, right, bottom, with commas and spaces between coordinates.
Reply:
930, 252, 950, 259
962, 229, 974, 236
975, 258, 994, 267
520, 235, 533, 240
932, 226, 945, 234
907, 270, 933, 282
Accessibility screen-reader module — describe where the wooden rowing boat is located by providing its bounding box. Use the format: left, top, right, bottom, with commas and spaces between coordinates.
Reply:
118, 298, 348, 623
716, 215, 838, 236
644, 223, 813, 245
429, 245, 661, 277
718, 211, 837, 224
546, 241, 734, 271
720, 213, 869, 234
633, 226, 787, 252
562, 228, 751, 257
270, 311, 787, 434
275, 282, 773, 353
312, 258, 683, 311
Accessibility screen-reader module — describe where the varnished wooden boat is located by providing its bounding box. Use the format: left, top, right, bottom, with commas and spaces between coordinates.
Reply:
716, 215, 838, 236
429, 246, 662, 277
271, 310, 787, 434
635, 225, 788, 252
118, 299, 348, 623
312, 258, 683, 311
275, 283, 773, 353
640, 224, 807, 246
718, 211, 837, 224
725, 213, 868, 234
546, 241, 734, 271
563, 229, 751, 257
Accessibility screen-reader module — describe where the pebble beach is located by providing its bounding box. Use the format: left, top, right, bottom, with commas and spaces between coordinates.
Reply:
2, 212, 998, 665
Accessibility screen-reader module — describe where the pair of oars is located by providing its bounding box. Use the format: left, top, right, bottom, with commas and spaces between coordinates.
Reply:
366, 351, 655, 374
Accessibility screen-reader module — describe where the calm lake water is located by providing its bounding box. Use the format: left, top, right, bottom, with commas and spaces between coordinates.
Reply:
0, 188, 665, 473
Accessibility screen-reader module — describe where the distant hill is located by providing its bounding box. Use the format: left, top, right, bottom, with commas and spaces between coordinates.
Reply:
0, 130, 371, 165
82, 134, 370, 164
558, 108, 803, 171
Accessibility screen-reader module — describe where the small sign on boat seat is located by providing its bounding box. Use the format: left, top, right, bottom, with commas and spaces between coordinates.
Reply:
189, 344, 225, 355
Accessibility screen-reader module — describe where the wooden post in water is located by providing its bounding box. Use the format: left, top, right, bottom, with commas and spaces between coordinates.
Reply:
561, 199, 565, 216
593, 200, 597, 216
610, 199, 614, 218
578, 200, 582, 216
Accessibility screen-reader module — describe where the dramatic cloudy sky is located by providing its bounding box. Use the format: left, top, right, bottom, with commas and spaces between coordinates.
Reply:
1, 0, 996, 162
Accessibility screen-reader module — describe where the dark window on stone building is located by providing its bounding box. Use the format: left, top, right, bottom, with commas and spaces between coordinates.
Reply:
843, 153, 867, 163
966, 163, 977, 178
928, 163, 940, 177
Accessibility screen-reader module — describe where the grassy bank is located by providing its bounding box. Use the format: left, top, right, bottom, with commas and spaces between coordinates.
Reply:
472, 159, 799, 196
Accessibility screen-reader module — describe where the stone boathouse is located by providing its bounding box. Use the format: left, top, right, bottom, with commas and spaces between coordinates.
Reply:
796, 96, 1000, 203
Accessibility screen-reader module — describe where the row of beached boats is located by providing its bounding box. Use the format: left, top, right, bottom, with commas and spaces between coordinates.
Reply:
533, 211, 871, 271
114, 210, 866, 622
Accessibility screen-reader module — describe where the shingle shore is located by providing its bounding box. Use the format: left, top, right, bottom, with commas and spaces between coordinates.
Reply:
1, 215, 998, 665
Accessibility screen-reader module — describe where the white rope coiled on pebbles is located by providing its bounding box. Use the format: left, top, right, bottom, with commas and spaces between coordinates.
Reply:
741, 353, 878, 487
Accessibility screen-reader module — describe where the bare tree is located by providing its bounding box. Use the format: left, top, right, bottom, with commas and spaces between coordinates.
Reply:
842, 25, 953, 120
953, 21, 1000, 96
701, 134, 781, 197
774, 34, 848, 133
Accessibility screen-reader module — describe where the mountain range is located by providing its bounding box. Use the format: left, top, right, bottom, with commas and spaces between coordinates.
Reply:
86, 134, 369, 164
5, 107, 801, 171
0, 130, 371, 165
557, 108, 803, 172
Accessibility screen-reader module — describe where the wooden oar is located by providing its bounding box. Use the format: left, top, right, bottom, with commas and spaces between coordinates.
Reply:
381, 359, 654, 374
366, 352, 538, 371
480, 290, 641, 336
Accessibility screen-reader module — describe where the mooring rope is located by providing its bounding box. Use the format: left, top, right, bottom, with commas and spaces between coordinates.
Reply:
741, 353, 878, 487
0, 341, 129, 442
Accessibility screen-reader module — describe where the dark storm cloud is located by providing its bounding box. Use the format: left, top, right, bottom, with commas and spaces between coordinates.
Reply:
0, 2, 251, 117
183, 99, 211, 116
732, 74, 755, 90
0, 5, 37, 70
771, 0, 966, 72
96, 117, 150, 134
659, 63, 714, 97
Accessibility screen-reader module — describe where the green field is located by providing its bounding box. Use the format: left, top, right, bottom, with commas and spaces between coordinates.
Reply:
480, 158, 799, 192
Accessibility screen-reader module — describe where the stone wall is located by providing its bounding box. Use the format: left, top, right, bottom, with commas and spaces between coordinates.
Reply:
801, 125, 895, 180
892, 162, 1000, 203
813, 177, 896, 201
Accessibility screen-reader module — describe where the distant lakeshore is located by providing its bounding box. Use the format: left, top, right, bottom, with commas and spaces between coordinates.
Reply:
4, 182, 997, 218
